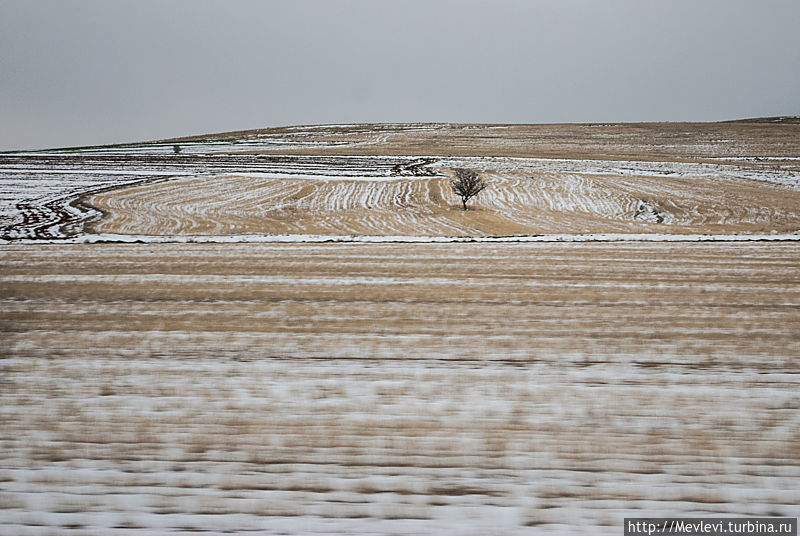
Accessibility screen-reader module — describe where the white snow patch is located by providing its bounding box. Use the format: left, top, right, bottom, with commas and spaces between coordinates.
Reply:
4, 231, 798, 245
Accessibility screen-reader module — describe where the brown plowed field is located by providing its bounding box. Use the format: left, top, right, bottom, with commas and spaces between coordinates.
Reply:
81, 121, 800, 238
2, 120, 799, 534
85, 166, 800, 237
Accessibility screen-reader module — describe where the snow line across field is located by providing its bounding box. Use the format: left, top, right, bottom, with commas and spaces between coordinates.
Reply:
4, 231, 799, 245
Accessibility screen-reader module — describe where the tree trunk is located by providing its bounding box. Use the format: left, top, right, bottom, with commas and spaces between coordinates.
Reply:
462, 198, 467, 210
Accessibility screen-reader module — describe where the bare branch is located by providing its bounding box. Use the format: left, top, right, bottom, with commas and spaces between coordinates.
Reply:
451, 168, 488, 210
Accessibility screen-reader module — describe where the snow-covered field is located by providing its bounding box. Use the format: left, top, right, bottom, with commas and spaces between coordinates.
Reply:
1, 122, 799, 534
2, 122, 799, 241
0, 152, 437, 240
1, 241, 799, 535
79, 156, 800, 239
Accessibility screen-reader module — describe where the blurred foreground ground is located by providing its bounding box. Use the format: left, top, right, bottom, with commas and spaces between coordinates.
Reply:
1, 242, 798, 535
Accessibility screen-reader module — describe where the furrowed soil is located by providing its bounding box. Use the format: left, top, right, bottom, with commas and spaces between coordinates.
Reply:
82, 121, 800, 238
1, 241, 798, 535
84, 168, 800, 237
1, 120, 799, 534
3, 120, 800, 240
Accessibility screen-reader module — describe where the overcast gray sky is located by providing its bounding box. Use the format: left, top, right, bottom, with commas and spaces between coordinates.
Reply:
1, 0, 799, 150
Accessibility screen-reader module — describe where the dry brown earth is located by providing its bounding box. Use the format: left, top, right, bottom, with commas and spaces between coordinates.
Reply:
173, 119, 800, 161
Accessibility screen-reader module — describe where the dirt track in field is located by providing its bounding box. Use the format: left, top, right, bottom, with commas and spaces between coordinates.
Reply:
2, 242, 798, 535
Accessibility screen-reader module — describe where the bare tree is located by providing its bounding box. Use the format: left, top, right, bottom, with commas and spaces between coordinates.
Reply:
451, 168, 487, 210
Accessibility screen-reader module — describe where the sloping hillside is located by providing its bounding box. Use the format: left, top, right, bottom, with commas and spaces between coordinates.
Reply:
2, 120, 799, 241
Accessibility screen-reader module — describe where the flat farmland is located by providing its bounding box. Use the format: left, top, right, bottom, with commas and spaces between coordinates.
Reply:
1, 120, 799, 534
1, 241, 798, 535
